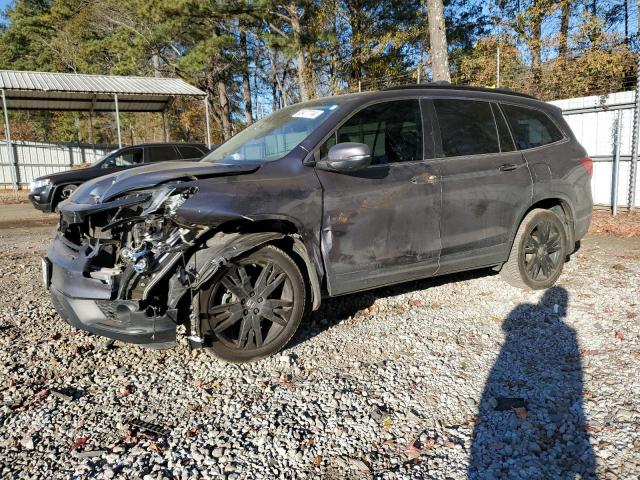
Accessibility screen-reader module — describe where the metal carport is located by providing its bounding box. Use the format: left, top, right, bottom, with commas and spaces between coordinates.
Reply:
0, 70, 211, 189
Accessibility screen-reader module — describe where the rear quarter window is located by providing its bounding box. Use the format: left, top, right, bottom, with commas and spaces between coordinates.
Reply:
501, 104, 564, 150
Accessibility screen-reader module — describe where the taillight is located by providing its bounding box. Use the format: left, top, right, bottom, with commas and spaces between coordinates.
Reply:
580, 157, 593, 177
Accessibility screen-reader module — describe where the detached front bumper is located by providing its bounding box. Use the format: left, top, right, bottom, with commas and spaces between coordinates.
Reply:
45, 236, 177, 347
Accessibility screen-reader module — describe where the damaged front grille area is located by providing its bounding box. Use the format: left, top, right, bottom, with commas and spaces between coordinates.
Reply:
56, 184, 204, 310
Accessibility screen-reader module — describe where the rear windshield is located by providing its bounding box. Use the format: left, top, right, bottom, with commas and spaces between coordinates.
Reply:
202, 102, 339, 164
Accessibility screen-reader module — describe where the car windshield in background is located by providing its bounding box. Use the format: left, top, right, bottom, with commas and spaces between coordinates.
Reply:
202, 102, 339, 164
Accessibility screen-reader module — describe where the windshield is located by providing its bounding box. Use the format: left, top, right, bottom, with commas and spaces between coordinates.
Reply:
202, 102, 339, 163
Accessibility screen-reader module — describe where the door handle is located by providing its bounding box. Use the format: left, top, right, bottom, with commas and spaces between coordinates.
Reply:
499, 163, 517, 172
411, 174, 438, 184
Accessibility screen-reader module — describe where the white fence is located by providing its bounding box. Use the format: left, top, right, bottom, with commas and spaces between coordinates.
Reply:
0, 141, 116, 187
550, 91, 640, 209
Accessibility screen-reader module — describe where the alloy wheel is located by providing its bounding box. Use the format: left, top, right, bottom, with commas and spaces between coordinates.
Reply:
523, 220, 563, 282
206, 259, 294, 351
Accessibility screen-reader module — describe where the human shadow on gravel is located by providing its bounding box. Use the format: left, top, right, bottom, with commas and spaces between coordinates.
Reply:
289, 267, 497, 348
468, 286, 596, 480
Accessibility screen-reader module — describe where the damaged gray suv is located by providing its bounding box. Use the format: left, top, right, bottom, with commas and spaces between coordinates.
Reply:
44, 85, 593, 362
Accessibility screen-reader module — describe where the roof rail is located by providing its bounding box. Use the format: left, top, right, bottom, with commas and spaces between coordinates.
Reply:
382, 83, 537, 100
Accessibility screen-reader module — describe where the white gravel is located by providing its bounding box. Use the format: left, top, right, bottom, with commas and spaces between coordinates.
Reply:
0, 217, 639, 479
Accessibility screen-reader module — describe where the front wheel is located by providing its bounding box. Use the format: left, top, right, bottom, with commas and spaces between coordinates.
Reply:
200, 245, 306, 362
500, 209, 568, 290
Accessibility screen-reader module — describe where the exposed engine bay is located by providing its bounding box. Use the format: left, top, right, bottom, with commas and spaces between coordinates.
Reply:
51, 182, 209, 339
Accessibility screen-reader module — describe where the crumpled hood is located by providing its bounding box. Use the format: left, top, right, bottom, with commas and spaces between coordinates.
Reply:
69, 161, 260, 204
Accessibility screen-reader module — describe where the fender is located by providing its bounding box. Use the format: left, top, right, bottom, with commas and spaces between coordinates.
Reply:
170, 231, 322, 348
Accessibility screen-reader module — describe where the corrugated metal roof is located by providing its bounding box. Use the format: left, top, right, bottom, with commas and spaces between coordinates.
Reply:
0, 70, 205, 96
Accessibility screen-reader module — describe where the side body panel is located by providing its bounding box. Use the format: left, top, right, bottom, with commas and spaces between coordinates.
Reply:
426, 97, 533, 274
505, 106, 593, 246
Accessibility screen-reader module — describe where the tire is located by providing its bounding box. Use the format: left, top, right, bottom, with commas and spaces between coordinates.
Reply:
500, 208, 568, 290
200, 245, 306, 362
53, 184, 78, 213
61, 184, 78, 199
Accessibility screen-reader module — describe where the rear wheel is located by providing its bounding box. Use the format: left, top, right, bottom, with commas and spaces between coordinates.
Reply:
200, 245, 305, 362
500, 208, 568, 290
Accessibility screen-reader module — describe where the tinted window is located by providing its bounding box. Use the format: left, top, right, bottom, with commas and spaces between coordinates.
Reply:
321, 100, 423, 164
492, 103, 516, 152
109, 148, 143, 167
434, 99, 499, 157
147, 145, 179, 162
502, 104, 564, 150
177, 146, 205, 159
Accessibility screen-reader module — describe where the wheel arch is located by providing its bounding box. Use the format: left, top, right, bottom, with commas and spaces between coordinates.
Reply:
508, 196, 576, 258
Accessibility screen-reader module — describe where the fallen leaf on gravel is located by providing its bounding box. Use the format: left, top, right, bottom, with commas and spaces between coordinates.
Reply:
147, 441, 164, 453
611, 263, 626, 271
118, 385, 134, 397
37, 388, 49, 400
70, 436, 88, 451
626, 311, 638, 319
615, 330, 625, 341
405, 439, 421, 458
381, 417, 393, 430
513, 406, 528, 420
424, 438, 436, 449
443, 440, 455, 448
193, 379, 205, 388
313, 455, 322, 465
51, 332, 61, 340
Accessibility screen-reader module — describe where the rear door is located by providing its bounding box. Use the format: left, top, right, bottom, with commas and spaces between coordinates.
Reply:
431, 98, 532, 273
314, 98, 441, 295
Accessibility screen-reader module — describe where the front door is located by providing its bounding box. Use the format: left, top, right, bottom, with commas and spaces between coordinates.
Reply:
429, 98, 533, 273
100, 147, 144, 173
314, 99, 442, 295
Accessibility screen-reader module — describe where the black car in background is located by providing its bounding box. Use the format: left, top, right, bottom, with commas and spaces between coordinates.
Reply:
45, 85, 593, 362
29, 143, 208, 212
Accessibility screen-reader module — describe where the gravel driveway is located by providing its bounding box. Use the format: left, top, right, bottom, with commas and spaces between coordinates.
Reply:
0, 206, 638, 479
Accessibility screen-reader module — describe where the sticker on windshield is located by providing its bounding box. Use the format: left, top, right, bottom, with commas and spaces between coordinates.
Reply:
292, 109, 324, 119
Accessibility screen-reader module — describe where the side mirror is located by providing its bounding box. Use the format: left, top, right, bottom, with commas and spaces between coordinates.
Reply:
317, 142, 371, 172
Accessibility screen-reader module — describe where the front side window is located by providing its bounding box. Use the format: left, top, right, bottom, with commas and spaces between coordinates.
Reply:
434, 99, 499, 157
321, 99, 424, 164
104, 148, 143, 167
502, 104, 564, 150
203, 102, 339, 164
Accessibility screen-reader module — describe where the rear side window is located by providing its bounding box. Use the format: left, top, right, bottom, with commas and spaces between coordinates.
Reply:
434, 99, 499, 156
147, 145, 179, 162
177, 145, 205, 159
321, 99, 424, 164
501, 104, 564, 150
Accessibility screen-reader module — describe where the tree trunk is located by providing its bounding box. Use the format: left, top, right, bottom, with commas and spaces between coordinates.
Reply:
427, 0, 451, 82
240, 29, 253, 125
217, 80, 232, 141
530, 18, 542, 88
290, 10, 310, 101
152, 53, 162, 78
559, 1, 570, 59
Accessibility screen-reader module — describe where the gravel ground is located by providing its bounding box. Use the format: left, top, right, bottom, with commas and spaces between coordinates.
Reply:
0, 212, 639, 479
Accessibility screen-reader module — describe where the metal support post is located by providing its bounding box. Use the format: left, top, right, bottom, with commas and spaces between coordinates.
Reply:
114, 93, 122, 148
1, 89, 18, 190
204, 95, 212, 149
612, 109, 623, 216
